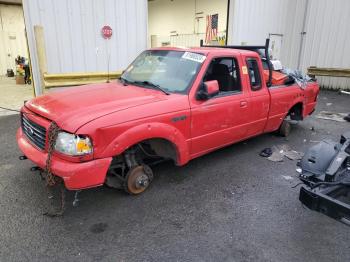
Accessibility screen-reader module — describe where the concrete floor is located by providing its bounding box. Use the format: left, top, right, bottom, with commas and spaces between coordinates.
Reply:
0, 76, 34, 116
0, 90, 349, 261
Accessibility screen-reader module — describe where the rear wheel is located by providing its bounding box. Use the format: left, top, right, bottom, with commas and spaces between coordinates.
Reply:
279, 120, 291, 137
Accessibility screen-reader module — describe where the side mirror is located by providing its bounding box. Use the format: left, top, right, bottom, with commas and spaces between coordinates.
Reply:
196, 80, 219, 100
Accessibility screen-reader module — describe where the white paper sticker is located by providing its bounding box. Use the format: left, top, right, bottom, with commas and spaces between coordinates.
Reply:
182, 52, 206, 63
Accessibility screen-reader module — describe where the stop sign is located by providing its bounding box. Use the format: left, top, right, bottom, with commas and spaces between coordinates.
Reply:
101, 25, 112, 39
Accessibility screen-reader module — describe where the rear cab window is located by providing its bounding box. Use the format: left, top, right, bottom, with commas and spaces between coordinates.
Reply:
246, 58, 262, 91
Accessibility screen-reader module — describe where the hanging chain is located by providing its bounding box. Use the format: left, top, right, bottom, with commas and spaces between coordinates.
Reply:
45, 122, 60, 186
43, 121, 66, 217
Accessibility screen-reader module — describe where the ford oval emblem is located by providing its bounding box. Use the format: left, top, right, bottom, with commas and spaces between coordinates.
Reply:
28, 127, 34, 136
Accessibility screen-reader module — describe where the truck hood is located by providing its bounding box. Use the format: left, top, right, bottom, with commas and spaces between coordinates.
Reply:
26, 81, 168, 132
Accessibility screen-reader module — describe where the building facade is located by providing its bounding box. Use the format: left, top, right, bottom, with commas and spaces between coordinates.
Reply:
228, 0, 350, 89
22, 0, 148, 95
21, 0, 350, 93
0, 4, 28, 74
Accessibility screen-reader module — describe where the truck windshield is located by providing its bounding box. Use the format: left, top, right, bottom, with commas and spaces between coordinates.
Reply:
121, 50, 205, 93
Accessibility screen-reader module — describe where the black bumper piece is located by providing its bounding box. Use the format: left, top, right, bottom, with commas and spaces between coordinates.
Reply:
300, 186, 350, 224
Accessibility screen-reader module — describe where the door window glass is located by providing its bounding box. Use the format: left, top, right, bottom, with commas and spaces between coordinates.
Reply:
203, 57, 241, 94
246, 58, 262, 91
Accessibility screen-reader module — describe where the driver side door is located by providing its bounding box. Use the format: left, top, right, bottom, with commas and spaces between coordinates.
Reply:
189, 56, 250, 158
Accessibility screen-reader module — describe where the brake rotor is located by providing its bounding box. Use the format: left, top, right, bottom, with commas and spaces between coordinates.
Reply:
125, 165, 153, 195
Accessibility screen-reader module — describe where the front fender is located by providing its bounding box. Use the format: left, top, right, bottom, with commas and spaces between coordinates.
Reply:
101, 122, 190, 165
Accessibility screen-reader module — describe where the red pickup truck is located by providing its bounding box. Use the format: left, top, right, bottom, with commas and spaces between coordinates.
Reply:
17, 41, 319, 194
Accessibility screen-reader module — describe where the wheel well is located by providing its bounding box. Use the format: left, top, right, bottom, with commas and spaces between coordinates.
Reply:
144, 138, 178, 163
105, 138, 179, 190
119, 138, 178, 165
288, 102, 303, 121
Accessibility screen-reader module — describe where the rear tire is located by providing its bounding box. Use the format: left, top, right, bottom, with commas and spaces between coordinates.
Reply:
279, 120, 291, 137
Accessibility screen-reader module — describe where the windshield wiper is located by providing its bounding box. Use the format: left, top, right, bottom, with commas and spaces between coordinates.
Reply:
133, 81, 170, 95
119, 76, 130, 86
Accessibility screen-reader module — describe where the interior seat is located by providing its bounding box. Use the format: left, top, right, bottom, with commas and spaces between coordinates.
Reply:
211, 64, 233, 92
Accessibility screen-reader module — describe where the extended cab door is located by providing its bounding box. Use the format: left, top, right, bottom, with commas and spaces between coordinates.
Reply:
189, 54, 250, 158
244, 55, 270, 137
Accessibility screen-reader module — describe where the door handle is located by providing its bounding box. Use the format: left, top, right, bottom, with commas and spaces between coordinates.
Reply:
240, 101, 248, 108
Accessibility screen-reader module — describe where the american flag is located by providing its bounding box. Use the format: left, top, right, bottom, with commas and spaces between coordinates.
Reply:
205, 14, 218, 44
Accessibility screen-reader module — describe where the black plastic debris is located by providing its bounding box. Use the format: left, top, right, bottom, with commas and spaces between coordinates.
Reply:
344, 113, 350, 122
259, 148, 273, 158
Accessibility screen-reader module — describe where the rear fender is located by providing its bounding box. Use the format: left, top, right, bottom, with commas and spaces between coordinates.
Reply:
275, 98, 304, 131
101, 122, 190, 165
279, 98, 304, 123
303, 82, 319, 117
289, 101, 304, 121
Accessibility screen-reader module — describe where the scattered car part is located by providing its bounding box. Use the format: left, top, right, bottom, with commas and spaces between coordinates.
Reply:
316, 111, 348, 122
262, 144, 303, 162
267, 147, 285, 162
284, 150, 304, 161
298, 132, 350, 224
344, 114, 350, 122
260, 148, 273, 158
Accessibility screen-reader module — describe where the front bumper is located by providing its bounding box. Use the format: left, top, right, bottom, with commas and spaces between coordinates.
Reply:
17, 128, 112, 190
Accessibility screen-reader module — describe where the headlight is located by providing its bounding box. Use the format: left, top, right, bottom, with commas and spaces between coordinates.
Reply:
55, 132, 93, 156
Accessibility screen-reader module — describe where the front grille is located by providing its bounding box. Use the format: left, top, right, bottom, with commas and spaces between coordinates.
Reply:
21, 114, 47, 150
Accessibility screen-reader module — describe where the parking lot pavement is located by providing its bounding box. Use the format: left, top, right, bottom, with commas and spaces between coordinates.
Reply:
0, 77, 33, 116
0, 90, 349, 262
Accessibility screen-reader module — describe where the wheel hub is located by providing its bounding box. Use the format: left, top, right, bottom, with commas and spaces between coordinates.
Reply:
135, 174, 149, 189
125, 165, 153, 195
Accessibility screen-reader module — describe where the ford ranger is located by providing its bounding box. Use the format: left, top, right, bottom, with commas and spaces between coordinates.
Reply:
17, 40, 319, 195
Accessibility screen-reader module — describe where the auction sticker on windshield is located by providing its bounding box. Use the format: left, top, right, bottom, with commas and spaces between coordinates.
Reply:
182, 52, 206, 63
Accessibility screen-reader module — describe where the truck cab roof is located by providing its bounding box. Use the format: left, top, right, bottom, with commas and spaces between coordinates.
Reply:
149, 46, 259, 57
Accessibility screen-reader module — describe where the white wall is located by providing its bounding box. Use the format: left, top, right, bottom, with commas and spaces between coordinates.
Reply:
0, 4, 28, 75
148, 0, 228, 46
228, 0, 350, 89
228, 0, 290, 45
227, 0, 305, 67
300, 0, 350, 89
22, 0, 148, 95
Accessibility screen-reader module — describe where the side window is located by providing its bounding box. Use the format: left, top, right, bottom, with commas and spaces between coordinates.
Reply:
203, 57, 241, 94
246, 58, 262, 91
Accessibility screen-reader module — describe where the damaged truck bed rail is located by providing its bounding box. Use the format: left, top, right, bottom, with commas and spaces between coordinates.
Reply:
298, 132, 350, 224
